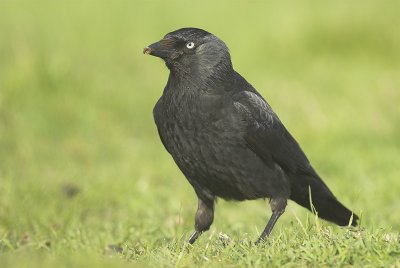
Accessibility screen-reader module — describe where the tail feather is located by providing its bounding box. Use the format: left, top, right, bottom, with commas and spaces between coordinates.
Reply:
290, 173, 359, 227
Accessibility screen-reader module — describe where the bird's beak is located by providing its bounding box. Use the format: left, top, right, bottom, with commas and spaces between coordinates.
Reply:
143, 38, 177, 59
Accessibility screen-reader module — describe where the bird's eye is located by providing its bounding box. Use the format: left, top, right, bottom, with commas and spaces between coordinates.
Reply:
186, 42, 195, 49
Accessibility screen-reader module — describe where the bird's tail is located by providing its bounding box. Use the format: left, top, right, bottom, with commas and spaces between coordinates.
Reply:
289, 173, 359, 227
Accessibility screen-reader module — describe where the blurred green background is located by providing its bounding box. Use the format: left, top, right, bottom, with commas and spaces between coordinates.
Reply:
0, 0, 399, 267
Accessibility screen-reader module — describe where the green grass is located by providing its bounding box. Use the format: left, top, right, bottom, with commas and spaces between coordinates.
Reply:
1, 0, 400, 267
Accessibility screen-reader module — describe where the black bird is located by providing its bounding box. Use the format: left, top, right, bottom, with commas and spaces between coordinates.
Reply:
144, 28, 358, 244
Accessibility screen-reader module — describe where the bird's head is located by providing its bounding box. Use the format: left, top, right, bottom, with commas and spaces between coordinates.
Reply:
144, 28, 232, 78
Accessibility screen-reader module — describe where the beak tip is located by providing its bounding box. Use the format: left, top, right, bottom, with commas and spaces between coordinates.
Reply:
143, 47, 151, 55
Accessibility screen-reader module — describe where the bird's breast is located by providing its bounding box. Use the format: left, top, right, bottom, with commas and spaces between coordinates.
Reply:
154, 91, 242, 159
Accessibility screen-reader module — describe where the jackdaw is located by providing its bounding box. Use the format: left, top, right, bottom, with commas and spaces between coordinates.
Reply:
143, 28, 358, 244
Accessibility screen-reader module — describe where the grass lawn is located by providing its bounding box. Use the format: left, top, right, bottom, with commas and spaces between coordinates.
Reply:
1, 1, 399, 267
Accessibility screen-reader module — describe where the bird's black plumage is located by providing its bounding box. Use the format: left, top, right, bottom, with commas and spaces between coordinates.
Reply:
144, 28, 358, 243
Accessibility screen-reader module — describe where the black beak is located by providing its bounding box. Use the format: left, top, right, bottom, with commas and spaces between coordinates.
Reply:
143, 38, 177, 59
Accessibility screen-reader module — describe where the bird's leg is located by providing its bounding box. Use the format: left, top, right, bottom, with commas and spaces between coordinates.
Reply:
188, 195, 215, 244
255, 197, 287, 244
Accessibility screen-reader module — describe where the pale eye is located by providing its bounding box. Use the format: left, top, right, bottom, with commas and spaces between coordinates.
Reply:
186, 42, 195, 49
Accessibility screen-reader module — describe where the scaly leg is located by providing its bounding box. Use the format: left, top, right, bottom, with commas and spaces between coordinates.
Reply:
256, 197, 287, 244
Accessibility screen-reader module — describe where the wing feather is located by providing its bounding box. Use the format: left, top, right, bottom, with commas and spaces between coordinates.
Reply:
232, 90, 313, 175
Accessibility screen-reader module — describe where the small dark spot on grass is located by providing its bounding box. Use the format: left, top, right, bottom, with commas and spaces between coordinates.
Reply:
105, 244, 124, 254
61, 183, 80, 198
